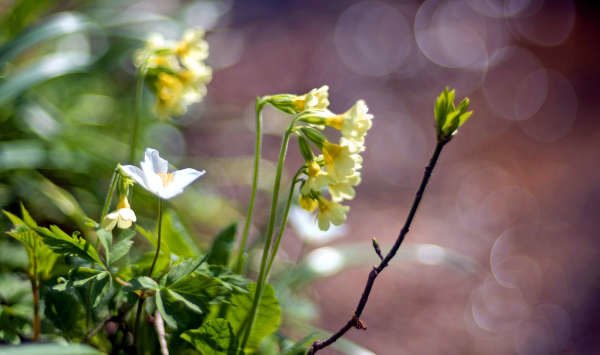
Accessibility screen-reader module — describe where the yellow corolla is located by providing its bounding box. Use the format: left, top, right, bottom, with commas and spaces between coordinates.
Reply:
316, 196, 349, 231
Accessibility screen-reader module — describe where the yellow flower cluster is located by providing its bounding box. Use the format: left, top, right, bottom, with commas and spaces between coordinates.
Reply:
289, 93, 373, 231
135, 29, 212, 118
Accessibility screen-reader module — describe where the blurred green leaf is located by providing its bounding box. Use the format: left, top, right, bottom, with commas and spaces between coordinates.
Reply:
281, 332, 319, 355
127, 276, 159, 292
0, 12, 96, 65
226, 282, 281, 350
0, 343, 102, 355
207, 223, 237, 267
110, 228, 135, 265
44, 286, 85, 338
163, 254, 208, 286
161, 209, 200, 258
181, 318, 239, 355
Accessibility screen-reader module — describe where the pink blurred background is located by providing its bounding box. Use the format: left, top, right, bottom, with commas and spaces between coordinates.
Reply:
176, 0, 600, 353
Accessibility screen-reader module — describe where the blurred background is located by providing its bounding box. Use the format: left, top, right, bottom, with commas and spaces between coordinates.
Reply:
1, 0, 599, 354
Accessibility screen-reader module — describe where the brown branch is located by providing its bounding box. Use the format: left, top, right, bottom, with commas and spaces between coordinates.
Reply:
307, 140, 447, 354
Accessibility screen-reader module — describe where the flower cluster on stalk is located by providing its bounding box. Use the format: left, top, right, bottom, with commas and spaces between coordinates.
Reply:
135, 29, 212, 118
266, 86, 373, 231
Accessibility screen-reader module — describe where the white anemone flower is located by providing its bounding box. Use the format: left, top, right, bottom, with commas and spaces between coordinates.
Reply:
121, 148, 205, 199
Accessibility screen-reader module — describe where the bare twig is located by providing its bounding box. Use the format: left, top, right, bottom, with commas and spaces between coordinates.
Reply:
307, 141, 447, 354
154, 310, 169, 355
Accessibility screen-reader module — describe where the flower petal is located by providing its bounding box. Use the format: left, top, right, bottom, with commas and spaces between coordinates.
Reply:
145, 148, 169, 174
120, 165, 149, 190
160, 168, 205, 199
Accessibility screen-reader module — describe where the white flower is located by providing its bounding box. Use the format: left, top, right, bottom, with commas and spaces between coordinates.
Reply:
121, 148, 205, 199
102, 197, 137, 231
289, 206, 346, 245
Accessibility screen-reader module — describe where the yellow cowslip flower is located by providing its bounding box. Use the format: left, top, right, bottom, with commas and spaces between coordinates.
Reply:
316, 196, 349, 231
325, 100, 373, 151
300, 160, 330, 196
264, 85, 330, 115
102, 196, 137, 231
135, 29, 212, 118
299, 194, 318, 212
322, 141, 359, 180
328, 173, 361, 202
154, 72, 186, 117
175, 29, 210, 69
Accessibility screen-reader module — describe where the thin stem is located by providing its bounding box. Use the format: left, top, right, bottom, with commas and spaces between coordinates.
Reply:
265, 170, 302, 276
30, 255, 40, 341
129, 67, 146, 163
154, 310, 169, 355
234, 98, 265, 274
239, 125, 295, 350
100, 167, 120, 221
133, 298, 144, 352
307, 140, 447, 354
149, 198, 164, 278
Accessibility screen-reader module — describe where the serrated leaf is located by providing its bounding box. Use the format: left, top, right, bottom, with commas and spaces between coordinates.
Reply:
155, 288, 203, 330
36, 225, 103, 266
207, 223, 237, 266
162, 209, 201, 257
163, 254, 208, 286
181, 319, 239, 355
227, 282, 281, 350
96, 228, 112, 265
111, 229, 135, 264
127, 276, 159, 292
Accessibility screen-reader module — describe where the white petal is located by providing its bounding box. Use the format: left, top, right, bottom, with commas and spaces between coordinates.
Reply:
119, 208, 137, 222
160, 168, 205, 199
141, 159, 163, 194
144, 148, 169, 174
101, 212, 118, 231
120, 165, 148, 190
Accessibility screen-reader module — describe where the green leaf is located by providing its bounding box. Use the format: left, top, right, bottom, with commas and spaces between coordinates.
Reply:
161, 209, 201, 258
65, 268, 112, 307
0, 343, 102, 355
110, 229, 135, 264
207, 223, 237, 266
127, 276, 159, 292
44, 287, 86, 338
181, 319, 239, 355
163, 254, 208, 286
96, 228, 112, 265
155, 288, 203, 329
36, 225, 103, 266
226, 282, 281, 350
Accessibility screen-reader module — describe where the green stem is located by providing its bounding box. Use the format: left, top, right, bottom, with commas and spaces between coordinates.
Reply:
149, 198, 164, 277
100, 167, 120, 221
265, 170, 302, 276
239, 123, 295, 350
129, 67, 146, 163
234, 98, 265, 274
30, 254, 40, 341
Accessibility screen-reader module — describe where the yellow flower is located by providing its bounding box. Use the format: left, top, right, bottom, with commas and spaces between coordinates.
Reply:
322, 141, 359, 180
328, 173, 361, 202
102, 196, 137, 231
325, 100, 373, 151
300, 160, 331, 195
264, 85, 330, 115
135, 29, 212, 118
299, 194, 318, 212
316, 196, 349, 231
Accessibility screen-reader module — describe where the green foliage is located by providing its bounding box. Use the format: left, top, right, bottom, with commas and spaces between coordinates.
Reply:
181, 319, 239, 355
161, 209, 201, 258
0, 343, 102, 355
434, 87, 473, 141
226, 282, 281, 351
207, 223, 237, 266
36, 225, 103, 266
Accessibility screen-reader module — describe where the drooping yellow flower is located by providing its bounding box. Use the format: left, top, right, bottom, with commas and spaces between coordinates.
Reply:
264, 85, 330, 115
316, 196, 349, 231
102, 196, 137, 231
325, 100, 373, 152
322, 141, 359, 180
328, 173, 361, 202
300, 160, 330, 195
299, 194, 318, 212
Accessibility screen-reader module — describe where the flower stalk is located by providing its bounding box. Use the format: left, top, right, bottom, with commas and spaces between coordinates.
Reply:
234, 98, 265, 273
